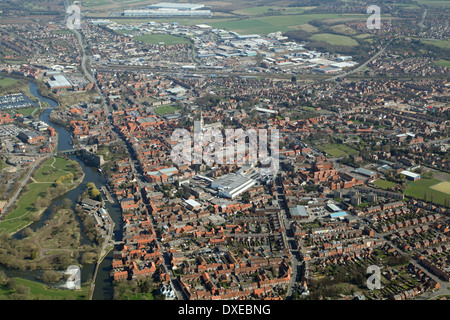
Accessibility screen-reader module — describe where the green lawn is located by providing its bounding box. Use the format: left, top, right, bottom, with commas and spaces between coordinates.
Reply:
310, 33, 359, 46
405, 178, 450, 207
373, 179, 397, 190
434, 59, 450, 68
154, 105, 179, 116
318, 143, 359, 157
0, 277, 89, 300
33, 157, 75, 183
133, 34, 191, 46
0, 157, 80, 234
0, 77, 18, 88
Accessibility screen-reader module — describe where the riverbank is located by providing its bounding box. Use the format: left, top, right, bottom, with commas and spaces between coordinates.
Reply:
0, 75, 122, 299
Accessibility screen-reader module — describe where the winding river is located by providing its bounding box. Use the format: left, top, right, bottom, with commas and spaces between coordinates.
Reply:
1, 80, 122, 300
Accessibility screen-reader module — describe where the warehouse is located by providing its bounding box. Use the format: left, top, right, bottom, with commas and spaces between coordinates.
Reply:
124, 3, 212, 17
47, 74, 72, 90
400, 170, 421, 181
210, 173, 255, 199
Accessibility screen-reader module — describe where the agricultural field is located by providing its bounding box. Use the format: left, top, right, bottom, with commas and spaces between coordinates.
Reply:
434, 59, 450, 68
231, 6, 315, 16
414, 0, 450, 7
109, 13, 366, 35
418, 39, 450, 50
310, 33, 359, 47
207, 14, 365, 34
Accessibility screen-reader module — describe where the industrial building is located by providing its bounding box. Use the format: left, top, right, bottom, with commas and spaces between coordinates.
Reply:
124, 2, 212, 17
47, 74, 72, 90
210, 173, 255, 199
400, 170, 421, 181
290, 205, 309, 220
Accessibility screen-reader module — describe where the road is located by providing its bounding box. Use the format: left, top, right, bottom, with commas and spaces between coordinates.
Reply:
326, 39, 391, 83
419, 8, 428, 29
274, 174, 302, 299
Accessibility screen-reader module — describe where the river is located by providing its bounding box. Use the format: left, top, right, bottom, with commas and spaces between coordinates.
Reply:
1, 80, 122, 300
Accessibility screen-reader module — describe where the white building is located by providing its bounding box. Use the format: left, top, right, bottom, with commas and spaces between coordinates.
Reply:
210, 173, 255, 199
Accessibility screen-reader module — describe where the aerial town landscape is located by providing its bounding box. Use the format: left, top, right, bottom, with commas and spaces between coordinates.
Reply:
0, 0, 448, 307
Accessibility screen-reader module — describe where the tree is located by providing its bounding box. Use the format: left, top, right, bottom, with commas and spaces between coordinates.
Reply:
41, 270, 62, 284
0, 271, 7, 285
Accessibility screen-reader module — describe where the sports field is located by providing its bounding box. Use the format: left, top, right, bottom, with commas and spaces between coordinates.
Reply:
318, 143, 359, 157
373, 179, 397, 190
430, 181, 450, 195
155, 105, 180, 116
405, 178, 450, 207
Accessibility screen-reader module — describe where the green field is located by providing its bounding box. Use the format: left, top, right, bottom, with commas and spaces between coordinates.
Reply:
0, 77, 18, 88
373, 179, 398, 190
154, 105, 180, 116
0, 277, 89, 300
318, 143, 359, 157
405, 178, 450, 207
310, 33, 359, 46
415, 0, 450, 7
110, 13, 366, 35
434, 59, 450, 68
134, 34, 191, 46
232, 6, 315, 16
419, 39, 450, 49
81, 0, 112, 7
0, 157, 80, 235
209, 14, 365, 34
33, 157, 76, 183
430, 181, 450, 195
